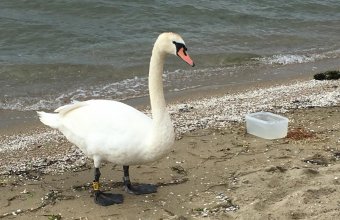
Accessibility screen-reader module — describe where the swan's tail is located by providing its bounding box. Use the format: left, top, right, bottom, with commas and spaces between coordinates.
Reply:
37, 111, 61, 129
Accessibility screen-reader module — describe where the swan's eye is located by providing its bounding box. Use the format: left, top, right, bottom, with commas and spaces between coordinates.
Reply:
173, 41, 187, 55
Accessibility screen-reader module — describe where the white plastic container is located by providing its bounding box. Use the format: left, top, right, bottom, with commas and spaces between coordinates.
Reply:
245, 112, 288, 139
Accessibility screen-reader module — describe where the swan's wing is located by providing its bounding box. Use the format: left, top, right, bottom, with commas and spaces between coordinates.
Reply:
57, 100, 152, 151
55, 101, 87, 115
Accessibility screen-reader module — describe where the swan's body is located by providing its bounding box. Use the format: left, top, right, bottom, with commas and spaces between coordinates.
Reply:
37, 32, 194, 205
39, 99, 173, 166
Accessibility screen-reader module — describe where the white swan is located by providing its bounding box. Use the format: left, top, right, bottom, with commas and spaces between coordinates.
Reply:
37, 32, 194, 206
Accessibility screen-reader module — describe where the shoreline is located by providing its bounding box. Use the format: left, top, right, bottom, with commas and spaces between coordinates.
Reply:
1, 56, 339, 137
0, 72, 323, 136
1, 56, 339, 113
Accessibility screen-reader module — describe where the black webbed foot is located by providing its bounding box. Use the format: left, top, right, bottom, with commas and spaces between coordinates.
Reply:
124, 183, 157, 195
122, 165, 157, 195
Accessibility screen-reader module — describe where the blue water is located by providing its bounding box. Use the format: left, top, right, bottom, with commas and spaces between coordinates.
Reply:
0, 0, 340, 110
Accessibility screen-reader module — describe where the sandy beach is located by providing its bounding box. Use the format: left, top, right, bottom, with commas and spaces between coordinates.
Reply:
1, 1, 340, 219
1, 77, 340, 219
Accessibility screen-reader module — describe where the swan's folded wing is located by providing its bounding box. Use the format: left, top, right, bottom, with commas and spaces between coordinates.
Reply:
55, 101, 88, 115
56, 100, 152, 149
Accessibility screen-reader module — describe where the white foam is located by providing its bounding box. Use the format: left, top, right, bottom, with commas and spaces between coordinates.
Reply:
256, 54, 325, 65
0, 67, 227, 111
0, 76, 150, 111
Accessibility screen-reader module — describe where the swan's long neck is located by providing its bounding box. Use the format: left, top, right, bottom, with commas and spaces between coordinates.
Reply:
147, 44, 175, 156
149, 49, 166, 119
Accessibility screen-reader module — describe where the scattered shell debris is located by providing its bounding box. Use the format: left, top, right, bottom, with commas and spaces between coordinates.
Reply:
0, 146, 88, 176
192, 192, 239, 218
169, 80, 339, 137
0, 79, 339, 175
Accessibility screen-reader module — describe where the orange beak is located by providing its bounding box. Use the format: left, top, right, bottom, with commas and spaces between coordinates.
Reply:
177, 47, 195, 67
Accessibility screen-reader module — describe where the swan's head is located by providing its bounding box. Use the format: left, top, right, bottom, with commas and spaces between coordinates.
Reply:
155, 32, 195, 67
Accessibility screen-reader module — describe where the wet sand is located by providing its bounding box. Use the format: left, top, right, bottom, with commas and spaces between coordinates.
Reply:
0, 78, 340, 219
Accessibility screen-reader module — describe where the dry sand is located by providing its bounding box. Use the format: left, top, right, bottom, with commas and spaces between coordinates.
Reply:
0, 79, 340, 219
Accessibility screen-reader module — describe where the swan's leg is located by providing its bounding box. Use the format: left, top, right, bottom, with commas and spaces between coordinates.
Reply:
93, 167, 123, 206
123, 165, 157, 195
